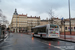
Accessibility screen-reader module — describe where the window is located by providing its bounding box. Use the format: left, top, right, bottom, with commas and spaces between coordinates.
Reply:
38, 27, 46, 33
32, 26, 46, 34
74, 27, 75, 30
50, 25, 58, 28
65, 27, 67, 30
68, 27, 73, 31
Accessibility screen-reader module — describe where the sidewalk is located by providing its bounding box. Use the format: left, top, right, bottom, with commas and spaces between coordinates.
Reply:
59, 35, 75, 42
18, 32, 31, 35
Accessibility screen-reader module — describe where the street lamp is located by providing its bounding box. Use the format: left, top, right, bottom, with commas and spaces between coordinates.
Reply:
68, 0, 71, 36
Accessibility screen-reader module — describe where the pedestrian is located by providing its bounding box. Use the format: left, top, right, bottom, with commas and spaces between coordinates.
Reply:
3, 30, 5, 40
2, 27, 5, 40
7, 28, 10, 36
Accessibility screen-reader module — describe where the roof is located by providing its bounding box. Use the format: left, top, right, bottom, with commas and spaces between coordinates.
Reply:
19, 14, 27, 16
65, 18, 75, 21
32, 24, 58, 29
52, 17, 61, 20
41, 20, 54, 22
32, 25, 47, 29
41, 20, 48, 22
27, 17, 40, 19
18, 14, 40, 19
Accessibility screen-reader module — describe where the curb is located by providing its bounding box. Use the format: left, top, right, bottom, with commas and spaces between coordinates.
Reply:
58, 38, 75, 43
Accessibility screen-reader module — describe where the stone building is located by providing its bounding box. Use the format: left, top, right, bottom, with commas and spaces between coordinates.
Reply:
10, 9, 40, 33
9, 9, 75, 33
61, 18, 75, 32
40, 18, 61, 25
40, 18, 75, 32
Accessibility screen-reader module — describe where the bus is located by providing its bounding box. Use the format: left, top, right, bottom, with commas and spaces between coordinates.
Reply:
31, 24, 60, 38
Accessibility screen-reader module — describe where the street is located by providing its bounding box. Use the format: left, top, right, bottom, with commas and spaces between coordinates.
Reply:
0, 33, 75, 50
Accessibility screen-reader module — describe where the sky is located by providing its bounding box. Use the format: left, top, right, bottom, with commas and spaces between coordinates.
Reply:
0, 0, 75, 24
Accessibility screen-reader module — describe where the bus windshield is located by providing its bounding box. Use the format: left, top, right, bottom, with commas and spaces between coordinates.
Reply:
50, 25, 58, 28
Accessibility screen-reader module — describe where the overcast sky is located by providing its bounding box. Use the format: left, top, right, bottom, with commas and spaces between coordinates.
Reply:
0, 0, 75, 23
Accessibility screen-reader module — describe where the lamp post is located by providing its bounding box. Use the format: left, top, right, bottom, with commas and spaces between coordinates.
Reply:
68, 0, 71, 36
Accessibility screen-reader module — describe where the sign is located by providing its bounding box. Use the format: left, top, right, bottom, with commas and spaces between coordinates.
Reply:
61, 17, 64, 20
68, 27, 73, 31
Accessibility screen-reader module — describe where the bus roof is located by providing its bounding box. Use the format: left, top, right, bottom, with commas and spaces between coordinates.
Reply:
32, 24, 58, 29
32, 25, 47, 29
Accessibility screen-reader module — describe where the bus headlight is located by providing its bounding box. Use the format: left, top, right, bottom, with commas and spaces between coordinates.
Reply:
58, 35, 59, 37
49, 35, 51, 36
32, 33, 34, 34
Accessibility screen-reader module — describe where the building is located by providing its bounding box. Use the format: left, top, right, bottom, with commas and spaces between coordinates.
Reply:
40, 20, 48, 25
61, 18, 75, 32
10, 9, 75, 33
10, 9, 40, 33
40, 18, 75, 32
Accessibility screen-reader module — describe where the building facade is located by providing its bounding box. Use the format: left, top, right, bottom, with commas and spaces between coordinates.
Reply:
9, 9, 75, 33
61, 18, 75, 32
10, 9, 40, 33
40, 18, 75, 32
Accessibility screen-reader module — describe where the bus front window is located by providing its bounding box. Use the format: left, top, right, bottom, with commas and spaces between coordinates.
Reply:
50, 25, 58, 28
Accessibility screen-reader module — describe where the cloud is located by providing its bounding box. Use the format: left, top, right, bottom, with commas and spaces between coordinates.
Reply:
0, 0, 75, 24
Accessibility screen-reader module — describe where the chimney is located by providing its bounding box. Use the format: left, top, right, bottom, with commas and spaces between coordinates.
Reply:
35, 16, 36, 17
39, 16, 40, 18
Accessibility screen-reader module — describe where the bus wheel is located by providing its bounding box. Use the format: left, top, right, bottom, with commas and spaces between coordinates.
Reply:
40, 34, 42, 38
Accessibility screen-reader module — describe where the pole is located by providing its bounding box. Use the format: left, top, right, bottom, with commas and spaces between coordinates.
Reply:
68, 0, 71, 36
61, 20, 62, 34
64, 21, 66, 39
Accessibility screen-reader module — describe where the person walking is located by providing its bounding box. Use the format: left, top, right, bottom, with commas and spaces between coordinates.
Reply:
7, 28, 10, 36
2, 26, 5, 40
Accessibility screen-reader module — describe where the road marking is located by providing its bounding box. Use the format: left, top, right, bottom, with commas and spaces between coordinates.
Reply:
0, 35, 8, 45
0, 39, 17, 48
0, 44, 12, 48
0, 34, 17, 48
4, 35, 8, 41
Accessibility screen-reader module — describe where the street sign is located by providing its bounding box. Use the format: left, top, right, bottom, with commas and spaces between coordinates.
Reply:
61, 17, 64, 25
61, 17, 64, 20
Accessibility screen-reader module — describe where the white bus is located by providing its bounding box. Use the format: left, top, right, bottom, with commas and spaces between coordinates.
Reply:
31, 24, 60, 38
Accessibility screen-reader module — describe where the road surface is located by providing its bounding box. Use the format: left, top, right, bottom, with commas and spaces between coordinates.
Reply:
0, 33, 75, 50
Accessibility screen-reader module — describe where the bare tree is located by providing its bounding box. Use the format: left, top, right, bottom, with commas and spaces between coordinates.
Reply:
0, 9, 2, 18
0, 9, 9, 25
48, 8, 55, 24
0, 9, 2, 24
